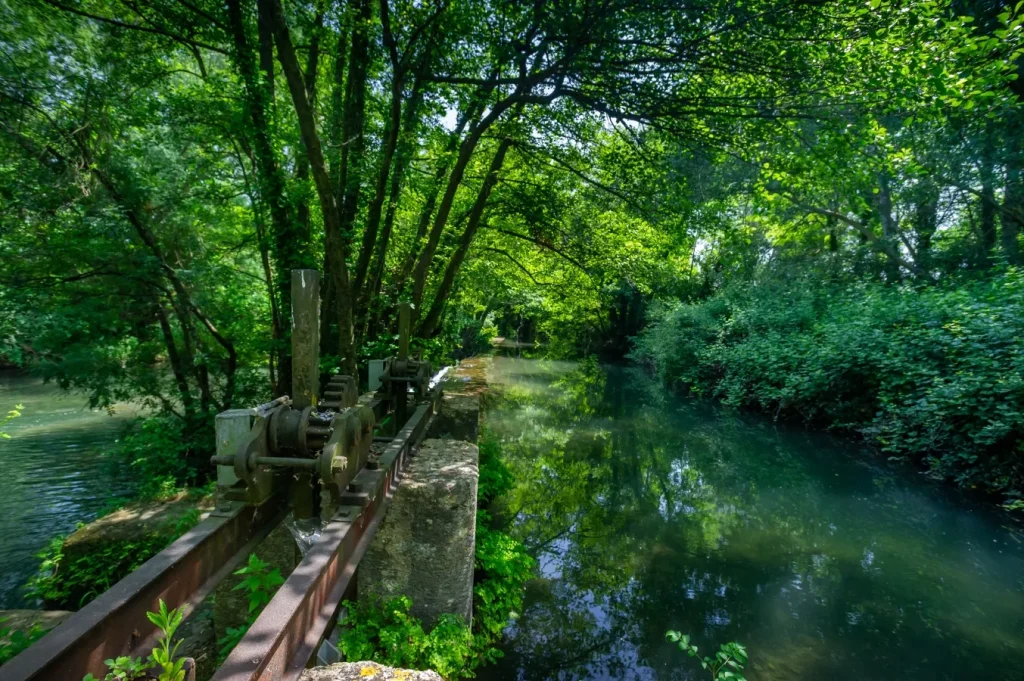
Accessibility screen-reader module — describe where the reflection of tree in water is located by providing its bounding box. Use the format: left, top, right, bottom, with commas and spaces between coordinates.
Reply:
486, 359, 1024, 681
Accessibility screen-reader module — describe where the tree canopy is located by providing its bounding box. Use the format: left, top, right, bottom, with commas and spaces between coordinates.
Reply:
1, 0, 1022, 446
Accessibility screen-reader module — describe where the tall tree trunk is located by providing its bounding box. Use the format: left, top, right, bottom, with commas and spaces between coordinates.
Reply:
409, 95, 521, 316
352, 0, 405, 303
228, 0, 303, 395
337, 0, 372, 245
914, 177, 939, 274
256, 0, 275, 102
418, 138, 513, 338
980, 140, 998, 267
874, 172, 902, 283
364, 79, 425, 329
322, 19, 350, 359
1003, 132, 1023, 266
155, 301, 197, 423
393, 97, 481, 294
293, 11, 324, 254
352, 64, 402, 303
266, 0, 356, 375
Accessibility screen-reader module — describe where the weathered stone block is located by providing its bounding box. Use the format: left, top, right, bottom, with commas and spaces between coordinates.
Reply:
300, 662, 441, 681
51, 494, 213, 609
0, 609, 71, 637
63, 494, 213, 558
427, 394, 480, 443
358, 439, 478, 628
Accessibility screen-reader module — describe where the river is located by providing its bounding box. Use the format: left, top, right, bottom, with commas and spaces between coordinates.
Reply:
484, 358, 1024, 681
0, 372, 140, 608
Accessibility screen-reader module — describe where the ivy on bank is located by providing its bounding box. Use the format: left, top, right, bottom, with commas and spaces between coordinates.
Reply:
338, 430, 534, 679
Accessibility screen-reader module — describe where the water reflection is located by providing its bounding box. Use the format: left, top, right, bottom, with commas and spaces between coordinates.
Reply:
485, 358, 1024, 681
0, 372, 139, 607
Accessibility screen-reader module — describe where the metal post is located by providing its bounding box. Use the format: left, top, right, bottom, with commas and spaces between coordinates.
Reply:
290, 270, 320, 520
291, 269, 320, 410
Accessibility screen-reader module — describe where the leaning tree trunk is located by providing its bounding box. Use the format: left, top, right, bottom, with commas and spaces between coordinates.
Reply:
265, 0, 357, 375
418, 138, 513, 338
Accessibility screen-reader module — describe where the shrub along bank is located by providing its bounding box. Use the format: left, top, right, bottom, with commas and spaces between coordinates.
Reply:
631, 268, 1024, 509
25, 416, 211, 611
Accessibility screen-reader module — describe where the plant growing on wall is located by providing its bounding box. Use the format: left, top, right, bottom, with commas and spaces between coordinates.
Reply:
82, 600, 186, 681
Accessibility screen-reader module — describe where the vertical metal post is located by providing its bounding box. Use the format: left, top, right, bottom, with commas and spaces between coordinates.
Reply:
291, 269, 320, 410
291, 270, 320, 520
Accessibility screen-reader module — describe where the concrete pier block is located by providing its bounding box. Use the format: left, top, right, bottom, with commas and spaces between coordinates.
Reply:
0, 609, 72, 637
427, 394, 480, 443
358, 439, 479, 627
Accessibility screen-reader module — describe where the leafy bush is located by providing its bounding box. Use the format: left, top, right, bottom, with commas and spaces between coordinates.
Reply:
111, 416, 207, 501
82, 600, 187, 681
340, 596, 475, 679
471, 516, 534, 647
27, 508, 203, 609
632, 269, 1024, 505
477, 429, 514, 502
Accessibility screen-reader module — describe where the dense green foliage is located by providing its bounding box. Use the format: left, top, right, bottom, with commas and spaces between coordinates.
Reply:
338, 430, 533, 679
1, 0, 1022, 507
112, 416, 206, 501
340, 597, 477, 679
633, 269, 1024, 505
2, 0, 1024, 671
27, 507, 202, 609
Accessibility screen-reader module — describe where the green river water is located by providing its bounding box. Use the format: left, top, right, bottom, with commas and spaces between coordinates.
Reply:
0, 371, 140, 608
484, 357, 1024, 681
2, 361, 1023, 680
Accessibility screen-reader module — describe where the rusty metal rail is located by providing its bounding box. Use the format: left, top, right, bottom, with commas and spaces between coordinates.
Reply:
211, 392, 438, 681
0, 390, 436, 681
2, 276, 438, 681
0, 498, 286, 681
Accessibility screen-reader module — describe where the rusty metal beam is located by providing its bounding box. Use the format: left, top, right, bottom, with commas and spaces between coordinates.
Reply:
211, 392, 439, 681
0, 498, 285, 681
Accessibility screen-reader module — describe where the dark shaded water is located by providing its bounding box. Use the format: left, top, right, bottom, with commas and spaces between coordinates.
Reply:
0, 372, 138, 607
485, 358, 1024, 681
